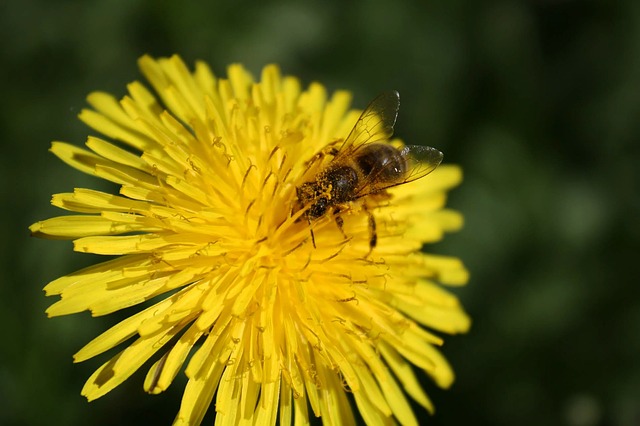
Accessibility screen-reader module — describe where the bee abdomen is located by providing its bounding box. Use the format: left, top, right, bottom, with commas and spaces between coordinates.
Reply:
356, 143, 406, 182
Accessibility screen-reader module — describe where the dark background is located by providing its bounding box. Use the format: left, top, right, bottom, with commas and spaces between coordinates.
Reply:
2, 1, 639, 425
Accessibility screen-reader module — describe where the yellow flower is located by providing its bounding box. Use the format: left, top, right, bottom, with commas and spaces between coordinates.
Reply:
30, 55, 470, 425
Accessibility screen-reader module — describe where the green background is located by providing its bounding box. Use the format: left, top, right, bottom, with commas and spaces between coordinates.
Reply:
2, 0, 639, 425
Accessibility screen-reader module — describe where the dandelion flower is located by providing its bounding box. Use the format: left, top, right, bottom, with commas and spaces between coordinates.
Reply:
30, 55, 470, 425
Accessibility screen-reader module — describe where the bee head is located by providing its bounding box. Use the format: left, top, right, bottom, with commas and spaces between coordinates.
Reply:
296, 182, 328, 219
308, 197, 328, 219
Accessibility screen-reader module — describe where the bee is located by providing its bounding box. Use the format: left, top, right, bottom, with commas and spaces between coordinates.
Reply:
296, 90, 443, 252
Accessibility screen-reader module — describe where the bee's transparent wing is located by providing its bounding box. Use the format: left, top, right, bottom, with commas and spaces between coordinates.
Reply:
396, 145, 443, 184
336, 91, 400, 155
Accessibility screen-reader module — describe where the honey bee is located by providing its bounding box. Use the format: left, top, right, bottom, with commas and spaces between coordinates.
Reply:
296, 90, 443, 251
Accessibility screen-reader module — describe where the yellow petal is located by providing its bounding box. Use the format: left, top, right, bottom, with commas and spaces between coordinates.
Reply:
144, 322, 204, 394
30, 215, 148, 239
74, 295, 175, 362
81, 322, 182, 401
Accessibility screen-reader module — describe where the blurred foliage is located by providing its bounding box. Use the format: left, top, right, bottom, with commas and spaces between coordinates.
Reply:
2, 0, 639, 425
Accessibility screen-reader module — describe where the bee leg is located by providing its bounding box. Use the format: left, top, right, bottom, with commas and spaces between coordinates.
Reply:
364, 207, 377, 257
333, 208, 348, 239
305, 143, 340, 168
308, 216, 317, 248
369, 213, 377, 249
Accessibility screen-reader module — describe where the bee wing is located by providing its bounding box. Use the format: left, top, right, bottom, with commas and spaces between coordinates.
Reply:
354, 145, 444, 197
335, 91, 400, 157
397, 145, 444, 184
